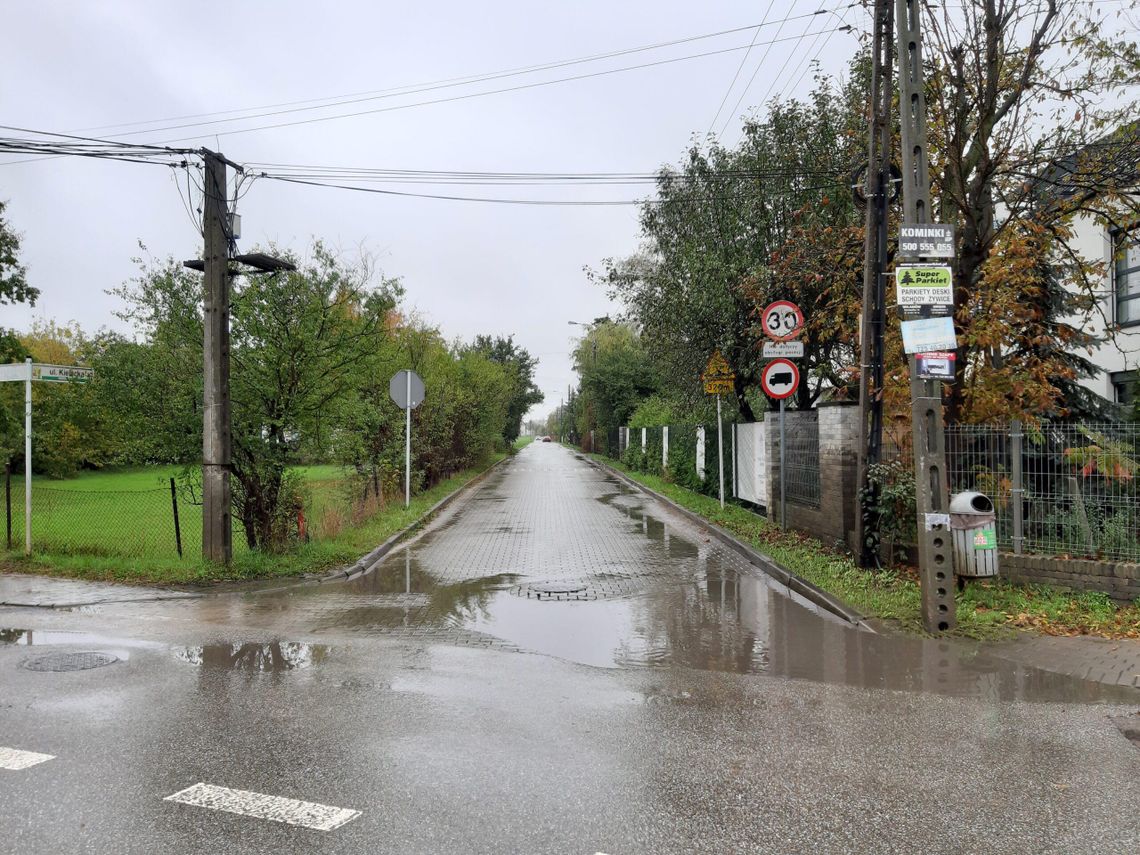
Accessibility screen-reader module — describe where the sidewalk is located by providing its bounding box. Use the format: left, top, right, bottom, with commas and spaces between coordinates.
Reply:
0, 572, 201, 609
990, 634, 1140, 690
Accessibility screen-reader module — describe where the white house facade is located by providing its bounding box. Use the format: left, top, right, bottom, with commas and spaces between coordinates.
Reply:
1069, 210, 1140, 407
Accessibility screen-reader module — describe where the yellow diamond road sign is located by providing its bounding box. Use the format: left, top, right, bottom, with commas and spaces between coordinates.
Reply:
703, 349, 735, 394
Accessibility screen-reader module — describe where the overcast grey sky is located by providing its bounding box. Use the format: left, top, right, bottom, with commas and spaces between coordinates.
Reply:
1, 0, 865, 420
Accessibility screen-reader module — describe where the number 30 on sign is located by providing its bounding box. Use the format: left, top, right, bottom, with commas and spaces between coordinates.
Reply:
761, 301, 804, 342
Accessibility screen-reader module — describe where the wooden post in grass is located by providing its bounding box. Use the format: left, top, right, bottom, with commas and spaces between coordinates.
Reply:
170, 477, 183, 558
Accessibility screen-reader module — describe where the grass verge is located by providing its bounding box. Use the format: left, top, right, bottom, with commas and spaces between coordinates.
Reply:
1, 455, 504, 586
592, 454, 1140, 641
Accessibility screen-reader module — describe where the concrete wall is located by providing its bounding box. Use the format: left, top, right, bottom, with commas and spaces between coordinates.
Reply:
1000, 553, 1140, 604
764, 403, 860, 553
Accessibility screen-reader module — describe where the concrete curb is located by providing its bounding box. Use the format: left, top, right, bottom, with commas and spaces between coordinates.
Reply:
584, 455, 873, 632
303, 454, 510, 585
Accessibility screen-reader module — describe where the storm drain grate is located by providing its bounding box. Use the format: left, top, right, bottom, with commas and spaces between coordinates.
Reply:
22, 651, 119, 672
512, 578, 645, 601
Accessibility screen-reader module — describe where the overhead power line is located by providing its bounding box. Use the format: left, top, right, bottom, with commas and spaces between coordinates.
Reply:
130, 26, 851, 145
256, 172, 847, 206
71, 7, 860, 141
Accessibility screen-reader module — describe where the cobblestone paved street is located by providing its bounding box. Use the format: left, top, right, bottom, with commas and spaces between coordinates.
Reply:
2, 443, 1138, 854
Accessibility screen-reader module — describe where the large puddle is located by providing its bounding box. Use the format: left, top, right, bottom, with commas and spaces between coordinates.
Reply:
234, 467, 1138, 704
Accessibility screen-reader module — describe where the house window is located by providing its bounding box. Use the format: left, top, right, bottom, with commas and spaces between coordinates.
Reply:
1111, 371, 1135, 406
1115, 227, 1140, 327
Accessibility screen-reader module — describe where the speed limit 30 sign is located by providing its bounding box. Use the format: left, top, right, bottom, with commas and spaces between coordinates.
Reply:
761, 300, 804, 342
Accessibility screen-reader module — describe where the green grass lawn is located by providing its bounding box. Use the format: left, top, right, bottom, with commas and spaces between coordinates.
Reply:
514, 435, 535, 450
2, 456, 503, 585
592, 454, 1140, 641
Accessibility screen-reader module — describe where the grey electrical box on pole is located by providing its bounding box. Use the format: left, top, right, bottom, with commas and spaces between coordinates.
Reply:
390, 370, 425, 508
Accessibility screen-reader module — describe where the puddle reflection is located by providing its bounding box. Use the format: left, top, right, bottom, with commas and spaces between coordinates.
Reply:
238, 473, 1137, 703
175, 641, 331, 671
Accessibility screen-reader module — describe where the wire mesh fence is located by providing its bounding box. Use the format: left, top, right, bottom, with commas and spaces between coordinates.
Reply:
948, 422, 1140, 562
885, 421, 1140, 563
0, 468, 402, 560
4, 480, 214, 559
775, 411, 821, 509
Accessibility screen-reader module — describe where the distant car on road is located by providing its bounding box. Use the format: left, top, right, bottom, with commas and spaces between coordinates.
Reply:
541, 436, 552, 442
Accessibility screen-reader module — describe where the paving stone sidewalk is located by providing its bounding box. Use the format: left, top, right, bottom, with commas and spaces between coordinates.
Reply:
990, 635, 1140, 689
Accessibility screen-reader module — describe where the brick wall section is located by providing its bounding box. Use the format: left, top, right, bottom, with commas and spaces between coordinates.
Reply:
766, 403, 861, 553
999, 554, 1140, 603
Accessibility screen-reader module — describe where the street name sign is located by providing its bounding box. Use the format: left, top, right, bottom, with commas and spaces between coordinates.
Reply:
900, 317, 957, 354
31, 364, 94, 383
0, 361, 93, 556
0, 363, 94, 383
762, 340, 804, 359
0, 363, 28, 382
702, 349, 735, 395
389, 370, 425, 410
760, 358, 799, 400
898, 223, 955, 258
896, 265, 953, 318
761, 300, 804, 342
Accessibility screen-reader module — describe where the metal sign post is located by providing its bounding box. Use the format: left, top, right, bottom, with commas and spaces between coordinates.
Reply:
760, 359, 799, 530
716, 393, 724, 509
779, 398, 786, 530
702, 350, 735, 510
405, 371, 411, 508
0, 360, 95, 555
389, 369, 425, 509
23, 359, 30, 555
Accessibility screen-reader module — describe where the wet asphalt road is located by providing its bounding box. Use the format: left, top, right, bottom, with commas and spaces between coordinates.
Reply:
1, 443, 1138, 854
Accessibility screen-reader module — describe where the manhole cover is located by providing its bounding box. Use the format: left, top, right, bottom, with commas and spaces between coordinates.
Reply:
22, 651, 119, 672
530, 582, 587, 595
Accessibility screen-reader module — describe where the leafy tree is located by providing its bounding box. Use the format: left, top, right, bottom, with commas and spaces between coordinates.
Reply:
571, 320, 658, 438
114, 242, 400, 550
466, 335, 543, 444
0, 200, 38, 307
595, 59, 869, 416
921, 0, 1140, 421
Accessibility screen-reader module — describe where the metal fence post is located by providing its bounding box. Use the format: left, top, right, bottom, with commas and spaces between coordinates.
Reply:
170, 477, 183, 559
1010, 419, 1023, 555
4, 462, 10, 550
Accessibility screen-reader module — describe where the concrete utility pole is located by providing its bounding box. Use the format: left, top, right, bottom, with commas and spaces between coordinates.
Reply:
856, 0, 894, 566
896, 0, 955, 632
201, 150, 232, 564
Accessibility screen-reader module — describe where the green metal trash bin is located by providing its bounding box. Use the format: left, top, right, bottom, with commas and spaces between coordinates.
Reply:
949, 491, 999, 578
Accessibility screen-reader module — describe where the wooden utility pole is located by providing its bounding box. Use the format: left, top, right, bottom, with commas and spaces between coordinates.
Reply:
855, 0, 894, 566
202, 150, 232, 564
896, 0, 955, 632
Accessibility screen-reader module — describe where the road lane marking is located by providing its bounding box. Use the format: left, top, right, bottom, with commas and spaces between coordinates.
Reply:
0, 747, 55, 770
164, 782, 361, 831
